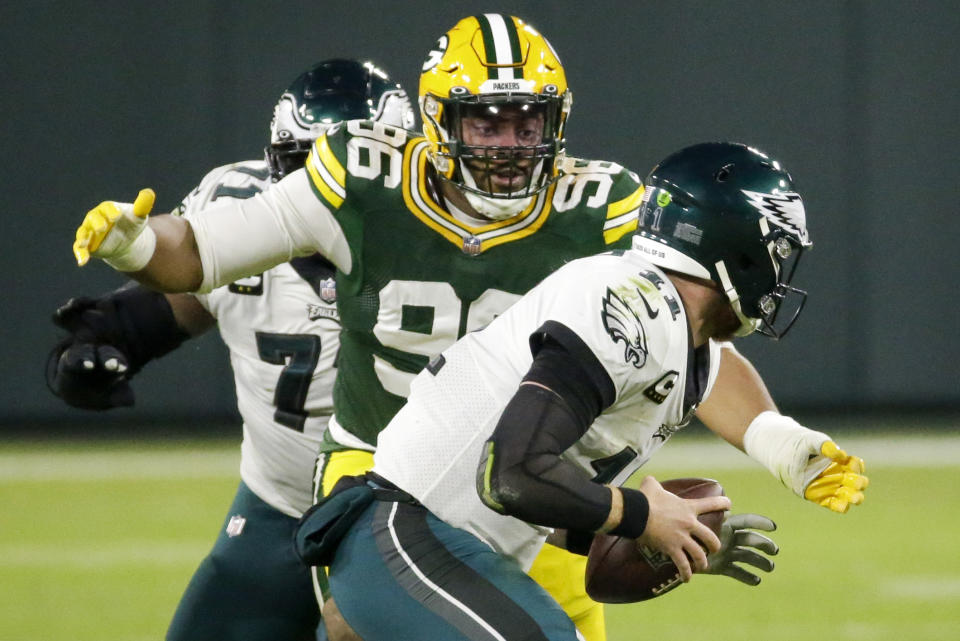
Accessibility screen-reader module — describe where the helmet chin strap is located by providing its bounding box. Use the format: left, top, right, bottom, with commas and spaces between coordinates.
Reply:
462, 190, 533, 220
458, 160, 540, 221
714, 260, 761, 337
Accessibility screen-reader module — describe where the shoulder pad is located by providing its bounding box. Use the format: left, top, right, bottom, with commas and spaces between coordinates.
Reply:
561, 157, 642, 184
554, 157, 644, 247
598, 266, 684, 376
176, 160, 271, 218
305, 120, 416, 209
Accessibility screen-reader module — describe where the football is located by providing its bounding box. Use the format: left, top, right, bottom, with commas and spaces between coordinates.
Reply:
584, 477, 725, 603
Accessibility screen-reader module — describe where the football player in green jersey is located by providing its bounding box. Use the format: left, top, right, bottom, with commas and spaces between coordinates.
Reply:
70, 14, 831, 641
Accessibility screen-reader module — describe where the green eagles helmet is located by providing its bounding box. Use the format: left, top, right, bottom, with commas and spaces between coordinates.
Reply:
633, 142, 813, 338
266, 58, 415, 179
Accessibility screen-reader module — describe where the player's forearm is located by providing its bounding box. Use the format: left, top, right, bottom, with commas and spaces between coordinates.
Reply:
164, 293, 216, 336
697, 342, 777, 450
129, 214, 204, 292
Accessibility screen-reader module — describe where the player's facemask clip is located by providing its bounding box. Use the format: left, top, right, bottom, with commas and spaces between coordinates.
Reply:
754, 234, 807, 339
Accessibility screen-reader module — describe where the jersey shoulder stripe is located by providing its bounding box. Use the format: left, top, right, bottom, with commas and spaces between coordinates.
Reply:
603, 183, 645, 245
555, 157, 644, 247
306, 133, 347, 209
306, 119, 414, 211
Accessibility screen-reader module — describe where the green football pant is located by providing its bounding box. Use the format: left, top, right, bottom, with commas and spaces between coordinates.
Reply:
166, 481, 321, 641
329, 498, 581, 641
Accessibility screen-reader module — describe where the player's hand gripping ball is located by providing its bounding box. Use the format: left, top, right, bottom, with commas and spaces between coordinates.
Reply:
585, 478, 725, 603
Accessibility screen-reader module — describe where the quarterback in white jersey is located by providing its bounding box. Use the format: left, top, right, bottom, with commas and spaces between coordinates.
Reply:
48, 59, 414, 641
292, 142, 869, 641
375, 248, 721, 569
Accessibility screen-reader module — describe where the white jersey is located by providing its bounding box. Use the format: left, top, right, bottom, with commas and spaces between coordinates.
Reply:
374, 245, 722, 569
177, 160, 340, 517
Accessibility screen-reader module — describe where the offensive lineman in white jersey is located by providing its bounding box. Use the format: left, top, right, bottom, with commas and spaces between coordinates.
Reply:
294, 143, 870, 641
46, 59, 415, 641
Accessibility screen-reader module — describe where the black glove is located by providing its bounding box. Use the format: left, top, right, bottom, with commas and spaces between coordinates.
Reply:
704, 513, 778, 586
45, 297, 135, 410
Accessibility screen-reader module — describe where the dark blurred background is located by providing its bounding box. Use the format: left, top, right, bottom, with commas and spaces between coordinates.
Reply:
2, 1, 957, 433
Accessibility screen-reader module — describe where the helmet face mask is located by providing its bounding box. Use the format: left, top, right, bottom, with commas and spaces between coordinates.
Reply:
420, 14, 571, 203
633, 142, 813, 339
266, 59, 415, 180
718, 224, 808, 338
440, 97, 564, 199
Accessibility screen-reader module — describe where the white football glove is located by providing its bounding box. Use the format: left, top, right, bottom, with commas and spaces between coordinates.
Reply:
74, 188, 156, 271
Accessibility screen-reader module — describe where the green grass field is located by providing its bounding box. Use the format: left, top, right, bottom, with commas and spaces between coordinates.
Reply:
1, 432, 958, 641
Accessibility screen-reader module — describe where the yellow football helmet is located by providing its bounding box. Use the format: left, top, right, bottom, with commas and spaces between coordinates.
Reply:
420, 14, 572, 200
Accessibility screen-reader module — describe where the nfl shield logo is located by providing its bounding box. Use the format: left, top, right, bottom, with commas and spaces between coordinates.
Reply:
226, 515, 246, 537
462, 236, 482, 256
319, 278, 337, 304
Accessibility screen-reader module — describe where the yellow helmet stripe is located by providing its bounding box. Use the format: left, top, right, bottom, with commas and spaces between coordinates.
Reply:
477, 14, 523, 79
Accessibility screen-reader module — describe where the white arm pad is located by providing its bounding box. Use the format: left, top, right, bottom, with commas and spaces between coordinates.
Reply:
104, 224, 157, 272
188, 168, 352, 293
92, 201, 157, 272
742, 411, 832, 496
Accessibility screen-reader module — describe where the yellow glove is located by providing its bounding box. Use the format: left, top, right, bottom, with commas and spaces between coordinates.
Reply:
803, 441, 869, 514
74, 189, 156, 271
743, 412, 869, 514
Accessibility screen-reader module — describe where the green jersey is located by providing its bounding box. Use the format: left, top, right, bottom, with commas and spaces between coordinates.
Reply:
304, 120, 643, 449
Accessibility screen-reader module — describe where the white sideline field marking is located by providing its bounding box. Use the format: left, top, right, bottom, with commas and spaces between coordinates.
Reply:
881, 577, 960, 599
1, 433, 958, 482
634, 433, 960, 471
0, 542, 211, 568
647, 433, 960, 472
0, 447, 238, 482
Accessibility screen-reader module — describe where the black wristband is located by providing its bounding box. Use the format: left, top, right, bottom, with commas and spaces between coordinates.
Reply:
607, 487, 649, 539
564, 529, 595, 556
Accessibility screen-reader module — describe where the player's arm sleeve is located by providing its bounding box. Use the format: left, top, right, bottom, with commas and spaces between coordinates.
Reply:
187, 168, 352, 293
72, 283, 192, 374
477, 322, 650, 540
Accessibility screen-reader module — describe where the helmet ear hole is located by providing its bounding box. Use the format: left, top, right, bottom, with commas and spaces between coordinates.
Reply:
715, 163, 734, 182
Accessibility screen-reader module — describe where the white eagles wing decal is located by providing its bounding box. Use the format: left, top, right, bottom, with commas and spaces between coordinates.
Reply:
601, 288, 648, 368
742, 189, 810, 244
